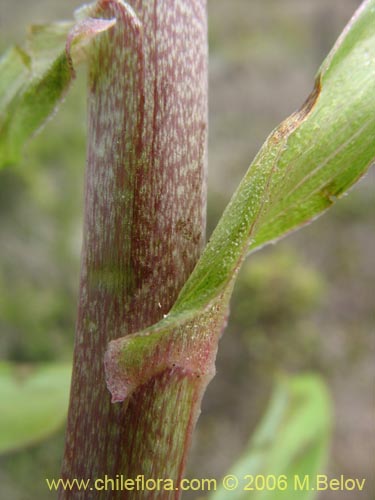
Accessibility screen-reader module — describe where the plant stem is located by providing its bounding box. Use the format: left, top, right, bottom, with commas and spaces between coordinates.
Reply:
60, 0, 208, 497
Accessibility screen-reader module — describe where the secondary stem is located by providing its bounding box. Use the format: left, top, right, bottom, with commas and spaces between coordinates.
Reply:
60, 0, 208, 497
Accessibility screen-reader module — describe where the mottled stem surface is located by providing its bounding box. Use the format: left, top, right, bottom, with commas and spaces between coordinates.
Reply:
60, 0, 207, 498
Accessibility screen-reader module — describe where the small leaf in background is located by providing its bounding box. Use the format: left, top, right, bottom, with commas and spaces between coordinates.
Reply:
211, 374, 332, 500
0, 10, 116, 168
0, 362, 71, 455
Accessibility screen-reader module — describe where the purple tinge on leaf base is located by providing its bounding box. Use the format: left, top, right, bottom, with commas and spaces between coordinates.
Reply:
104, 302, 230, 404
66, 17, 117, 75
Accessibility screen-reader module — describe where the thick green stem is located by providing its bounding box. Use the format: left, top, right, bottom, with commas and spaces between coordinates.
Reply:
60, 0, 208, 498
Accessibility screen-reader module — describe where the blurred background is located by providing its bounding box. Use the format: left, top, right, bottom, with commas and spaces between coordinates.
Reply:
0, 0, 373, 498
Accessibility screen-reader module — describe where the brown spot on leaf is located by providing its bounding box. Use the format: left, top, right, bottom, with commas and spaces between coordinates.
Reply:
272, 76, 322, 142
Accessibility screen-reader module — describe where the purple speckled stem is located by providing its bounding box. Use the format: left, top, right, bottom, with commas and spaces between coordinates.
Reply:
60, 0, 208, 498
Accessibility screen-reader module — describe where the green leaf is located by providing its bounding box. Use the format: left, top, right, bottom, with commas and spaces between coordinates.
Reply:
174, 0, 375, 314
0, 9, 116, 168
105, 0, 375, 402
210, 375, 331, 500
0, 362, 71, 454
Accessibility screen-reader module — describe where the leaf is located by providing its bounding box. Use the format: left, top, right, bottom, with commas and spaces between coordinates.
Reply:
0, 362, 71, 454
210, 375, 332, 500
173, 0, 375, 315
105, 0, 375, 402
0, 8, 116, 168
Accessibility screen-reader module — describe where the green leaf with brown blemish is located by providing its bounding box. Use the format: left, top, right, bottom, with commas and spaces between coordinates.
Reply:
174, 0, 375, 315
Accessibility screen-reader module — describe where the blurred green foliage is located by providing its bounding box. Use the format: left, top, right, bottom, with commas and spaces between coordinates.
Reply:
0, 76, 86, 362
0, 362, 71, 454
0, 75, 85, 500
211, 374, 331, 500
231, 250, 325, 368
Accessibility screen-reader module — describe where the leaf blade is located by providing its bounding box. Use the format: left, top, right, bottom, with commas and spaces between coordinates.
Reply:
210, 375, 332, 500
0, 362, 71, 455
173, 0, 375, 314
0, 11, 116, 168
